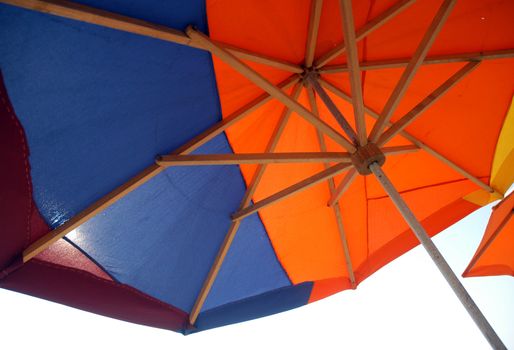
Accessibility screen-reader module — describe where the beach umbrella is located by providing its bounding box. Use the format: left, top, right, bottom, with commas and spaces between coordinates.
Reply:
463, 191, 514, 278
0, 0, 513, 348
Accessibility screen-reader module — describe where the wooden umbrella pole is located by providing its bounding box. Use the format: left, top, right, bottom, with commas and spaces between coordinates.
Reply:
369, 162, 506, 350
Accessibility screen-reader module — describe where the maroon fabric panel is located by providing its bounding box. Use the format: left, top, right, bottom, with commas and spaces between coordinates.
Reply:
0, 71, 49, 269
1, 259, 188, 332
36, 239, 114, 281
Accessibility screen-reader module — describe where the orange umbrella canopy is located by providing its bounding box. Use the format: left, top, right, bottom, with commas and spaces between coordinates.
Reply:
464, 191, 514, 278
206, 0, 514, 301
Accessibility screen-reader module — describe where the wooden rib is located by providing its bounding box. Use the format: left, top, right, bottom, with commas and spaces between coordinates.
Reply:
188, 84, 303, 325
2, 0, 303, 73
157, 152, 351, 166
1, 0, 194, 46
22, 76, 300, 263
315, 0, 416, 68
382, 145, 420, 155
462, 210, 513, 276
319, 79, 495, 193
232, 162, 352, 220
223, 44, 303, 73
327, 169, 357, 207
308, 76, 358, 143
189, 220, 240, 326
377, 61, 480, 146
369, 0, 457, 142
307, 87, 356, 286
339, 0, 367, 146
186, 26, 357, 153
319, 49, 514, 73
305, 0, 323, 67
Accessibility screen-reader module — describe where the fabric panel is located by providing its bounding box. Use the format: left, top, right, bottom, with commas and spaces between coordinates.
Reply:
0, 2, 221, 228
193, 282, 313, 332
0, 259, 188, 332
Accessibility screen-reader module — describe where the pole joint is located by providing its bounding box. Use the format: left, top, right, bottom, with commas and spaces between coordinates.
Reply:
351, 143, 385, 175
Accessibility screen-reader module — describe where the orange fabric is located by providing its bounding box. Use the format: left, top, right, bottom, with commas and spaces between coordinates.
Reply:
206, 0, 514, 302
464, 192, 514, 277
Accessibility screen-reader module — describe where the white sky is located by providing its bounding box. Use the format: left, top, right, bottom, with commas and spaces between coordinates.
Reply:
1, 197, 513, 350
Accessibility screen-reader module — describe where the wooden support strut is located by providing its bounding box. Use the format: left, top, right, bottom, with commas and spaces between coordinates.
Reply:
369, 0, 457, 142
305, 0, 323, 68
22, 76, 300, 262
319, 49, 514, 74
307, 75, 358, 143
339, 0, 367, 146
319, 79, 496, 194
0, 0, 302, 73
188, 83, 304, 326
232, 162, 352, 221
377, 61, 480, 147
156, 152, 352, 166
186, 26, 357, 153
307, 86, 356, 287
314, 0, 416, 68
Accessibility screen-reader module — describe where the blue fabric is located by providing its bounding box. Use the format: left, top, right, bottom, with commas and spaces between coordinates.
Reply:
0, 1, 298, 326
193, 282, 313, 332
203, 213, 291, 311
66, 135, 245, 312
0, 2, 219, 227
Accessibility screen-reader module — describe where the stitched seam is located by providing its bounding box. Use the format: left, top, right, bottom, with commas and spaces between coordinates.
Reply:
31, 259, 185, 314
0, 87, 32, 247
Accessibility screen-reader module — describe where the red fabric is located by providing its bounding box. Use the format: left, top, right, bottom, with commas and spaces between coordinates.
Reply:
0, 71, 49, 269
0, 72, 188, 332
1, 259, 188, 331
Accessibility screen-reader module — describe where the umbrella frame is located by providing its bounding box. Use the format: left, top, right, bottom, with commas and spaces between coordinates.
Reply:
2, 0, 512, 348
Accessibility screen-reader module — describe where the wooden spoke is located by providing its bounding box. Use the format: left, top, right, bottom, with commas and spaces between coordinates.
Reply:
223, 43, 303, 73
22, 75, 301, 263
1, 1, 304, 73
319, 49, 514, 73
377, 61, 480, 146
239, 84, 304, 207
188, 84, 304, 325
307, 87, 356, 286
157, 152, 351, 166
187, 26, 357, 153
232, 163, 352, 220
188, 221, 240, 325
307, 76, 358, 143
382, 145, 420, 155
319, 78, 496, 194
369, 0, 457, 142
339, 0, 367, 146
2, 0, 194, 46
315, 0, 416, 68
327, 169, 357, 207
305, 0, 324, 67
